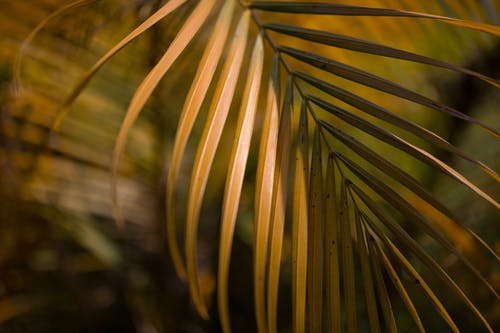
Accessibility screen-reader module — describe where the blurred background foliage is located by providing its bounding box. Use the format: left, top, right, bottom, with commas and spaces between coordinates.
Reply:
0, 0, 498, 332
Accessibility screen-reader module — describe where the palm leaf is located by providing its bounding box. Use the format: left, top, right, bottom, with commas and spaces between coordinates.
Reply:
307, 126, 325, 332
111, 0, 217, 228
218, 32, 264, 333
267, 77, 293, 333
324, 152, 341, 333
185, 10, 250, 319
354, 208, 381, 333
168, 0, 236, 281
291, 100, 309, 333
10, 0, 499, 332
253, 52, 280, 333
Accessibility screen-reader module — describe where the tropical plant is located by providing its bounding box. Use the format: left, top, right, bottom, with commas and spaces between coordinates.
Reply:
1, 0, 499, 332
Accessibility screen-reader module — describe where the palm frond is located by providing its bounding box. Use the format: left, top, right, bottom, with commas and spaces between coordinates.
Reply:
169, 0, 237, 281
218, 31, 263, 333
254, 52, 280, 333
8, 0, 500, 332
291, 100, 309, 333
307, 126, 325, 332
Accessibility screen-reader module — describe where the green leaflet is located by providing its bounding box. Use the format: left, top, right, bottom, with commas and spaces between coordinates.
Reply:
353, 209, 381, 333
281, 46, 498, 135
296, 71, 498, 180
266, 23, 499, 87
351, 184, 494, 332
249, 2, 500, 35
